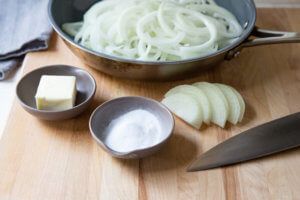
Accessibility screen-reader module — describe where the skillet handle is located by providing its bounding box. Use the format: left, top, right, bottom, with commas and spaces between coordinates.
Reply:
226, 26, 300, 60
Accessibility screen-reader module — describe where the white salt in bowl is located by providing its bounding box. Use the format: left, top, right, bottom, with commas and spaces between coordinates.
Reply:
89, 96, 174, 159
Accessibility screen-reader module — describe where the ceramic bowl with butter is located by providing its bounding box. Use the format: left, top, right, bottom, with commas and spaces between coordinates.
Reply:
89, 96, 174, 159
16, 65, 96, 120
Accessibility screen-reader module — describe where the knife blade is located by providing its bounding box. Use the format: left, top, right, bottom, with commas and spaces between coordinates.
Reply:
187, 112, 300, 172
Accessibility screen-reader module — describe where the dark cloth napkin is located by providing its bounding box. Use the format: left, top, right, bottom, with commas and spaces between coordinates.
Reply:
0, 0, 52, 80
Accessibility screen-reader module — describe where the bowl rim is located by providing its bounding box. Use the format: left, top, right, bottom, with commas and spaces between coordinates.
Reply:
89, 96, 175, 157
48, 0, 257, 65
16, 64, 97, 114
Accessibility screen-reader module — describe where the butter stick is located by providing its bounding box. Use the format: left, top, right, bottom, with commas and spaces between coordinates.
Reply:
35, 75, 77, 111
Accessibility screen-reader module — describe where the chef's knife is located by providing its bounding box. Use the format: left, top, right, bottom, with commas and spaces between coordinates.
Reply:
187, 112, 300, 172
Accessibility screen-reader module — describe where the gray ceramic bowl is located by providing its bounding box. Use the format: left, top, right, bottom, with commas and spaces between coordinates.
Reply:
16, 65, 96, 120
89, 96, 174, 159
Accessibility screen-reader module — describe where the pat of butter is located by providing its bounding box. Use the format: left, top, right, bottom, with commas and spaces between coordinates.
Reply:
35, 75, 77, 111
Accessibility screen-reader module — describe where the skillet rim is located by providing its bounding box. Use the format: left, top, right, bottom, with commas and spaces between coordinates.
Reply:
48, 0, 257, 65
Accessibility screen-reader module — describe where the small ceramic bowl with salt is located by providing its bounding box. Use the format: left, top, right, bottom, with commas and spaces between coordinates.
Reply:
89, 96, 174, 159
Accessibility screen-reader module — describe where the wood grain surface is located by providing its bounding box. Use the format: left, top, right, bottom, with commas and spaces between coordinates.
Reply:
255, 0, 300, 7
0, 8, 300, 200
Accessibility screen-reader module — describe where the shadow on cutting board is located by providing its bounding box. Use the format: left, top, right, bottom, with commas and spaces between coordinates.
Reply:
112, 133, 198, 172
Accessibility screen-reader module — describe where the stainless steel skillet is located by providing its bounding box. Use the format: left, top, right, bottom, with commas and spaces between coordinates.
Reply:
48, 0, 300, 80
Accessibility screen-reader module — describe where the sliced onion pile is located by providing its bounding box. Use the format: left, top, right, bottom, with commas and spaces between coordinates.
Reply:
62, 0, 243, 61
162, 82, 245, 129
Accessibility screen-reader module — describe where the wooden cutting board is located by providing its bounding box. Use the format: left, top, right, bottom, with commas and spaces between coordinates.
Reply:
0, 8, 300, 200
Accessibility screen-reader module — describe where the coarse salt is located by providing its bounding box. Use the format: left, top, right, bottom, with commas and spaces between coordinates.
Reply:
104, 109, 162, 152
